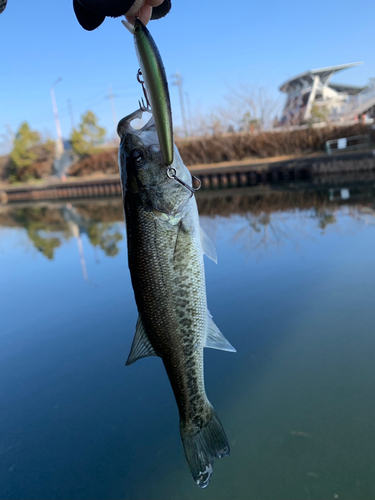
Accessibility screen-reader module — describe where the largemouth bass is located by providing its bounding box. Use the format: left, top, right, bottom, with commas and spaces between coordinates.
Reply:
117, 109, 235, 488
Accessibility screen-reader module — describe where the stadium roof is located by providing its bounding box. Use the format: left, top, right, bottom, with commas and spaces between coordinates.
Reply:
279, 62, 363, 93
329, 82, 366, 95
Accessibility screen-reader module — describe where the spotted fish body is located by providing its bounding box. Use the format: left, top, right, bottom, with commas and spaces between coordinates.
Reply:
117, 109, 235, 488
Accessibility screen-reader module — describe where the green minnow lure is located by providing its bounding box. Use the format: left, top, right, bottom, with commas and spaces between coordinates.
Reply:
122, 18, 174, 167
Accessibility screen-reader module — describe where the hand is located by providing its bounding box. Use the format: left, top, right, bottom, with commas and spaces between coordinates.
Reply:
125, 0, 165, 26
73, 0, 171, 31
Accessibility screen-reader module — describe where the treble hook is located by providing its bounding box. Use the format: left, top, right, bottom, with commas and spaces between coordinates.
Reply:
137, 69, 151, 112
166, 167, 201, 196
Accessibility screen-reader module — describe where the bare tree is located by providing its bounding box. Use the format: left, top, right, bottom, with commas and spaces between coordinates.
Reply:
176, 83, 282, 137
222, 84, 282, 131
0, 124, 14, 156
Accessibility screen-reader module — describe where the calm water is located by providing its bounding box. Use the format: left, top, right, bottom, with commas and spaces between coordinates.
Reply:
1, 180, 375, 500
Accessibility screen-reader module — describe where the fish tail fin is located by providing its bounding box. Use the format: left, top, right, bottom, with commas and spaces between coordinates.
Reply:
179, 406, 230, 488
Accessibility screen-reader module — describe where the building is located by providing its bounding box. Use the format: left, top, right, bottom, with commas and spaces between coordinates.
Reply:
279, 62, 375, 126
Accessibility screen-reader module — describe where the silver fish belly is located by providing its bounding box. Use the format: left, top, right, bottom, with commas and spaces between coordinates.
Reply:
117, 109, 235, 488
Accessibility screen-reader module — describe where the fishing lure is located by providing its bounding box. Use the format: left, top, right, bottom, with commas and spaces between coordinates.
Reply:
122, 18, 174, 167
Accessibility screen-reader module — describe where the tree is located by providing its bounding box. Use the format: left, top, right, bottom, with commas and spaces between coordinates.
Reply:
87, 222, 123, 257
71, 111, 106, 158
221, 84, 281, 131
9, 122, 41, 182
308, 104, 330, 125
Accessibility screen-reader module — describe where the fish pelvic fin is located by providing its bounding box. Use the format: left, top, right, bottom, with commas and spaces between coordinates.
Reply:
125, 315, 157, 366
200, 227, 217, 264
180, 406, 230, 488
205, 312, 236, 352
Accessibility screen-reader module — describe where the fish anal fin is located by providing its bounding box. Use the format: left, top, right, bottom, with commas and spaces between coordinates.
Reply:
205, 312, 236, 352
126, 315, 157, 366
200, 227, 217, 264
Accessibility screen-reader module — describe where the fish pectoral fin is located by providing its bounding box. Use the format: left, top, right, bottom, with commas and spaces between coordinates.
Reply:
200, 227, 217, 264
125, 315, 157, 366
205, 312, 236, 352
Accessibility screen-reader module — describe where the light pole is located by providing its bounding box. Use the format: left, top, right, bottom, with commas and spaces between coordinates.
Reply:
50, 77, 64, 158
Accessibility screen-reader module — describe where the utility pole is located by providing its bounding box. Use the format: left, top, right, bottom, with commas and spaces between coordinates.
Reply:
108, 87, 118, 139
185, 91, 192, 136
67, 99, 75, 130
171, 72, 188, 136
50, 78, 64, 158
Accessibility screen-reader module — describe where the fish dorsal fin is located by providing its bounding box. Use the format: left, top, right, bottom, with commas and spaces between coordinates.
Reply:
200, 227, 217, 264
205, 312, 236, 352
125, 315, 157, 366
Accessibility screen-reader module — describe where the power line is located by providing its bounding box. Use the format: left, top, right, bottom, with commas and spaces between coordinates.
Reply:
107, 87, 118, 137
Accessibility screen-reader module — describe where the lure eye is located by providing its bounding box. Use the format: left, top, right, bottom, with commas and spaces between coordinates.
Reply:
130, 148, 145, 167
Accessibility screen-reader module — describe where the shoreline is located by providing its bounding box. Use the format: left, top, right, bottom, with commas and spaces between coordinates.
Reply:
1, 149, 374, 204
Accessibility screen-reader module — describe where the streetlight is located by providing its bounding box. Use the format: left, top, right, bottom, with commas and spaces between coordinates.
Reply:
50, 77, 64, 158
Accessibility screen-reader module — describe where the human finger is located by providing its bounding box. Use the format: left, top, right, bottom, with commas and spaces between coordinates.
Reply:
138, 3, 152, 24
146, 0, 164, 7
125, 1, 152, 25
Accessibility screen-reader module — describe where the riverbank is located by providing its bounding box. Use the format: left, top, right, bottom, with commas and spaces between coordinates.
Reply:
2, 122, 373, 187
1, 149, 375, 204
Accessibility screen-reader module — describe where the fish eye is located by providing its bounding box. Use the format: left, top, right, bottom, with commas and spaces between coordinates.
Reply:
130, 148, 145, 167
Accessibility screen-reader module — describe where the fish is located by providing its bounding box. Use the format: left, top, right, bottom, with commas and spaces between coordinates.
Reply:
117, 108, 236, 488
122, 18, 174, 167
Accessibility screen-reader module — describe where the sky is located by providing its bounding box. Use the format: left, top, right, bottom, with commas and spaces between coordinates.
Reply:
1, 0, 375, 152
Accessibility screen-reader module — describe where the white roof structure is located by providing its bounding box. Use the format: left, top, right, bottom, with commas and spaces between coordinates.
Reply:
279, 62, 363, 93
279, 62, 375, 126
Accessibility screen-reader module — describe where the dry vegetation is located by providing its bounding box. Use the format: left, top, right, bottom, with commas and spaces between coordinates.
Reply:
68, 149, 118, 177
67, 124, 373, 177
2, 124, 374, 182
176, 124, 372, 166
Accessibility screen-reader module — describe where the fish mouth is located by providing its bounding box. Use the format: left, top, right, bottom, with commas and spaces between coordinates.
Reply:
117, 108, 154, 138
117, 108, 161, 153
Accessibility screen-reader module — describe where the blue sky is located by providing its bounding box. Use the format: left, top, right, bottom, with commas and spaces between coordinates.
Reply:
1, 0, 374, 151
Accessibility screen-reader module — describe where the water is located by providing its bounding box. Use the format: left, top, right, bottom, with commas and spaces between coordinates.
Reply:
1, 180, 375, 500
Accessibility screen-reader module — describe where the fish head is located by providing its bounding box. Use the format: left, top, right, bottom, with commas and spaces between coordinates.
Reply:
117, 109, 192, 215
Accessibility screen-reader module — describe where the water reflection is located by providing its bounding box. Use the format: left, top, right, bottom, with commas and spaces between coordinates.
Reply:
0, 201, 124, 261
0, 181, 374, 262
1, 179, 375, 500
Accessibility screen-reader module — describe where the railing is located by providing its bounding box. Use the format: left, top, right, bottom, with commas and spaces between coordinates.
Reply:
325, 134, 371, 154
336, 80, 375, 117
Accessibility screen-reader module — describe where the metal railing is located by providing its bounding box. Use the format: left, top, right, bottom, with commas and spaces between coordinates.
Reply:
337, 80, 375, 116
325, 134, 371, 154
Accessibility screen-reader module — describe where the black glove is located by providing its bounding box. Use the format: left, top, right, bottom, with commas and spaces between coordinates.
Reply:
0, 0, 7, 14
73, 0, 171, 30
